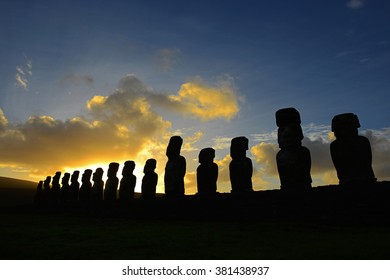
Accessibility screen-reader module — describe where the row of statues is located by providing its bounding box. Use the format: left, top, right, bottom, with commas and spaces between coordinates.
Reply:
35, 159, 158, 204
34, 108, 377, 204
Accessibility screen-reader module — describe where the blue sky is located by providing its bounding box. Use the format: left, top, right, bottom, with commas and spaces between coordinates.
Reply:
0, 0, 390, 193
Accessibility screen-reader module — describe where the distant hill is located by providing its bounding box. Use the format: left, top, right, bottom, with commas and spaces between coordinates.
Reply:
0, 176, 37, 206
0, 176, 37, 189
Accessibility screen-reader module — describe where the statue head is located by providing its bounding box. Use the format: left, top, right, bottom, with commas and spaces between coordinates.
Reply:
199, 147, 215, 164
332, 113, 360, 139
108, 162, 120, 177
166, 136, 183, 159
144, 158, 157, 174
230, 136, 248, 159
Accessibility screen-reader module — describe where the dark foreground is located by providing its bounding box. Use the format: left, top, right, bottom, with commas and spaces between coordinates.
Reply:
2, 183, 390, 259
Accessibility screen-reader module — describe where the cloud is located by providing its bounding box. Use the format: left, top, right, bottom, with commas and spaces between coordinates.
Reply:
15, 55, 32, 91
0, 75, 172, 178
212, 137, 232, 150
150, 76, 240, 121
184, 171, 197, 194
60, 74, 94, 86
15, 73, 28, 91
215, 154, 231, 187
346, 0, 364, 9
153, 48, 181, 73
364, 129, 390, 180
250, 142, 279, 177
182, 131, 204, 152
0, 73, 240, 185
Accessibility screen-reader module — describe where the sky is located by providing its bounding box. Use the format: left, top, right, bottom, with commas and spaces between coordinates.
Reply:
0, 0, 390, 194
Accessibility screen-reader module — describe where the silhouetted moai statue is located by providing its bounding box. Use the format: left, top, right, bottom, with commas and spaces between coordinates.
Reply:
91, 168, 104, 201
60, 173, 70, 203
141, 159, 158, 199
50, 171, 61, 203
42, 176, 51, 204
197, 148, 218, 195
330, 113, 376, 187
69, 171, 80, 202
164, 136, 186, 196
119, 161, 137, 201
275, 108, 312, 191
34, 181, 43, 205
229, 137, 253, 192
104, 162, 120, 201
79, 169, 92, 202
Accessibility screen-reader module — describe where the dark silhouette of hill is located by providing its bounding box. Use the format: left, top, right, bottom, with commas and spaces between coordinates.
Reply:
0, 176, 36, 206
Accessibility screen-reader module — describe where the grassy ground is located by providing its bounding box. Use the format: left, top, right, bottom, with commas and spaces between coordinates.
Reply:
2, 177, 390, 260
1, 207, 390, 259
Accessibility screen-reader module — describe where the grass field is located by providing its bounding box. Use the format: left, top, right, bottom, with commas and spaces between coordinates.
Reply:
2, 205, 390, 259
2, 177, 390, 260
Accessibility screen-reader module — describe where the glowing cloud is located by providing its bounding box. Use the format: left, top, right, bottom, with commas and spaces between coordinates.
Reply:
0, 75, 172, 179
172, 77, 240, 121
149, 76, 240, 121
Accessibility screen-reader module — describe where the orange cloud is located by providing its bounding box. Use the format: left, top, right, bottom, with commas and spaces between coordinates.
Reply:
149, 76, 240, 121
0, 73, 240, 186
0, 75, 172, 179
250, 142, 279, 176
172, 77, 239, 121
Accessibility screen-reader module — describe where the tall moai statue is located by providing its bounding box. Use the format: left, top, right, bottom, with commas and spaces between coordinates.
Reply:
141, 159, 158, 199
79, 169, 93, 202
69, 171, 80, 202
42, 176, 51, 203
275, 107, 312, 190
60, 173, 71, 202
104, 162, 120, 201
229, 136, 253, 192
197, 148, 218, 195
119, 161, 137, 201
164, 136, 186, 196
330, 113, 376, 187
91, 168, 104, 201
275, 108, 312, 190
50, 171, 62, 203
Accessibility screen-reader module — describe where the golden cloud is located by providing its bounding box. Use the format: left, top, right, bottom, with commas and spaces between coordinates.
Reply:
0, 75, 172, 179
250, 142, 279, 176
148, 76, 240, 121
171, 78, 239, 121
1, 73, 238, 187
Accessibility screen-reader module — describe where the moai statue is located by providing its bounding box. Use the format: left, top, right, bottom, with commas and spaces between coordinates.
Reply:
164, 136, 186, 196
104, 162, 120, 201
34, 181, 43, 205
275, 108, 312, 191
42, 176, 51, 203
141, 159, 158, 199
50, 171, 62, 203
197, 148, 218, 195
229, 136, 253, 192
69, 171, 80, 202
119, 161, 137, 201
330, 113, 376, 187
60, 173, 71, 203
91, 168, 104, 201
79, 169, 92, 202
